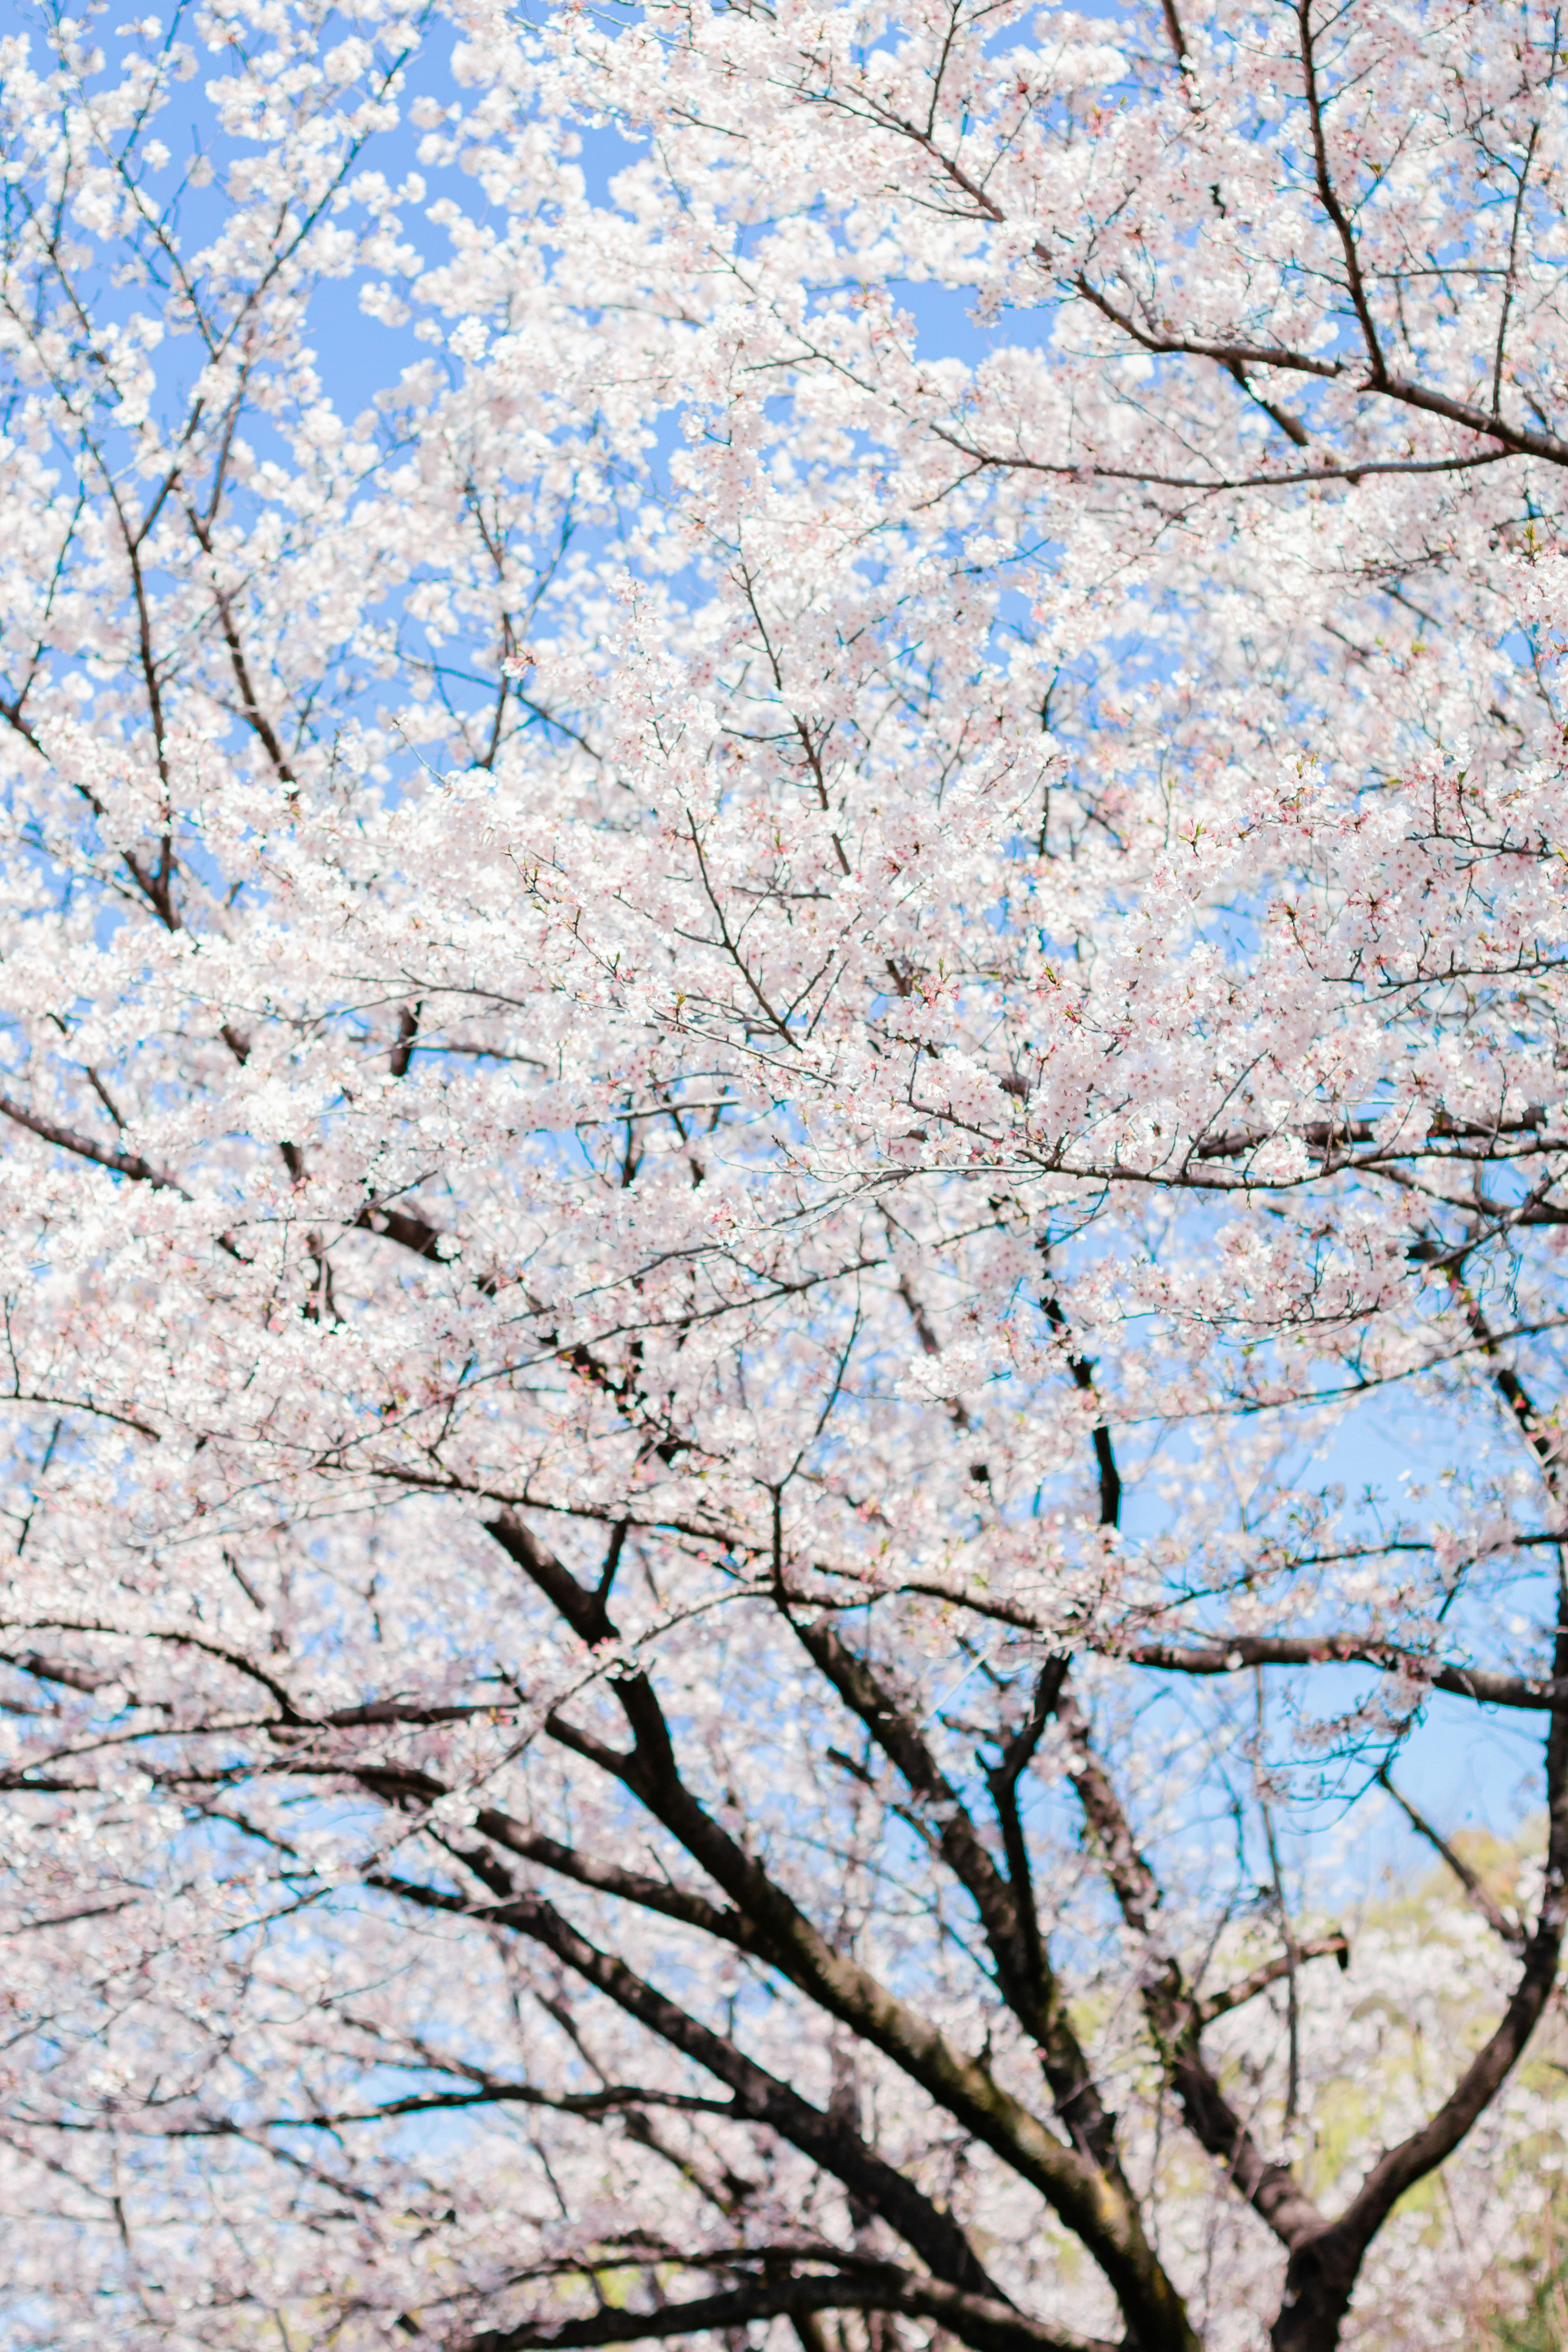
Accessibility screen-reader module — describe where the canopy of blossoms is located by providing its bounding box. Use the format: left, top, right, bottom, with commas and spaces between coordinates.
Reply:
0, 1, 1566, 2347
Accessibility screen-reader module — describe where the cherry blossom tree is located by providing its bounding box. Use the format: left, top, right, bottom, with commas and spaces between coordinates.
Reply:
3, 0, 1568, 2346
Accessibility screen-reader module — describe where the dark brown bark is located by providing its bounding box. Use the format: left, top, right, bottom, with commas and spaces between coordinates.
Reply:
461, 2268, 1119, 2352
1125, 1632, 1568, 1713
1047, 1676, 1331, 2258
370, 1860, 1006, 2309
787, 1612, 1125, 2176
481, 1514, 1200, 2352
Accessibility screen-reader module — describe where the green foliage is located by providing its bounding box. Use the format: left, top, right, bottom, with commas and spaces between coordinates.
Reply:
1487, 2272, 1568, 2351
1478, 2205, 1568, 2350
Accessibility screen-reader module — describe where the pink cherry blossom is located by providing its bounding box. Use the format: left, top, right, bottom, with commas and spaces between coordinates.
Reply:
0, 3, 1566, 2348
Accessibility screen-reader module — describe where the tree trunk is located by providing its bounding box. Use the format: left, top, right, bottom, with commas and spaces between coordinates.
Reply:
1270, 2236, 1357, 2352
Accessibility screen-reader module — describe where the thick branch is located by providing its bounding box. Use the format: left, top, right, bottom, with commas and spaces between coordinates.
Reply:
0, 1088, 448, 1271
462, 2268, 1118, 2352
484, 1519, 1196, 2350
1195, 1936, 1349, 2026
356, 1762, 767, 1956
792, 1613, 1123, 2173
0, 1094, 188, 1192
1050, 1675, 1328, 2254
1454, 1291, 1567, 1506
1125, 1633, 1568, 1713
1066, 270, 1568, 471
378, 1866, 1006, 2307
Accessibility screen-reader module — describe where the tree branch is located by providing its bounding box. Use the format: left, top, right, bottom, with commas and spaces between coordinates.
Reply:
1272, 1570, 1568, 2348
1124, 1633, 1568, 1713
1195, 1935, 1350, 2026
1048, 1674, 1329, 2254
372, 1866, 1007, 2309
482, 1519, 1197, 2350
1375, 1768, 1525, 1953
461, 2267, 1119, 2352
791, 1613, 1123, 2173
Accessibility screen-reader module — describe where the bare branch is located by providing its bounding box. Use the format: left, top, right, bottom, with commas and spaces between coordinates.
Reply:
1376, 1769, 1525, 1953
460, 2266, 1119, 2352
1125, 1634, 1568, 1714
